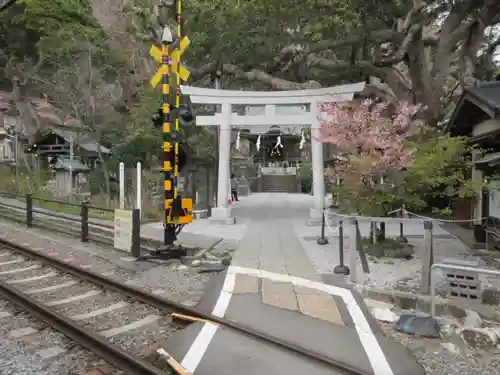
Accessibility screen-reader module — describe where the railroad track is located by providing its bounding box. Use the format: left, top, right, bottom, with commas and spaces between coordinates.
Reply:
0, 296, 119, 375
0, 238, 370, 375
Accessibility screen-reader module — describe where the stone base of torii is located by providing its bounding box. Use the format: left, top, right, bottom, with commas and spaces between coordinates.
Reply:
180, 82, 366, 226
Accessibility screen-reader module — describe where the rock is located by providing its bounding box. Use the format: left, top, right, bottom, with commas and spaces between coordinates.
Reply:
463, 310, 483, 329
191, 260, 201, 267
203, 254, 219, 261
460, 328, 498, 347
363, 298, 394, 310
395, 311, 441, 338
440, 342, 459, 354
181, 298, 199, 307
200, 259, 222, 266
177, 265, 188, 271
198, 263, 226, 273
371, 307, 399, 323
437, 316, 461, 337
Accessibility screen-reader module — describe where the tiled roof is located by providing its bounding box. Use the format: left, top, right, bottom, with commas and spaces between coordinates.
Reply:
466, 81, 500, 114
52, 156, 89, 172
50, 128, 111, 154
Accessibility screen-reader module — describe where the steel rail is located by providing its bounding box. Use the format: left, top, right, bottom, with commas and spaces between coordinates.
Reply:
0, 238, 371, 375
0, 280, 166, 375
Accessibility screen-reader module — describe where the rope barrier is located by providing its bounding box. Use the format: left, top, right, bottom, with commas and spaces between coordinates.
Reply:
327, 208, 491, 224
322, 210, 340, 234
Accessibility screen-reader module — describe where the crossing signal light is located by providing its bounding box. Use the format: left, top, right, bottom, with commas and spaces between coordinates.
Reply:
152, 104, 194, 127
179, 105, 194, 123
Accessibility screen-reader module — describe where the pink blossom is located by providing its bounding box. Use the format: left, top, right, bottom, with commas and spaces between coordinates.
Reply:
317, 100, 421, 180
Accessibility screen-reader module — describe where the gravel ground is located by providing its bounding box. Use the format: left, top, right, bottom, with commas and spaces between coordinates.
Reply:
299, 232, 500, 293
418, 351, 500, 375
380, 321, 500, 374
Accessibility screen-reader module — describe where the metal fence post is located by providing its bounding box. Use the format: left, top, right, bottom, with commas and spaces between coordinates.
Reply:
26, 193, 33, 228
317, 209, 329, 245
131, 208, 141, 258
80, 201, 89, 242
333, 220, 350, 275
420, 220, 434, 294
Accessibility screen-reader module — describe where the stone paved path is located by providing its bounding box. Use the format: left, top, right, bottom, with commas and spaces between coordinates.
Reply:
164, 193, 424, 375
230, 194, 344, 324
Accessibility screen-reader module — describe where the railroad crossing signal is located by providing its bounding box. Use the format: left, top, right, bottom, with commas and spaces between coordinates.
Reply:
150, 36, 190, 88
149, 26, 193, 239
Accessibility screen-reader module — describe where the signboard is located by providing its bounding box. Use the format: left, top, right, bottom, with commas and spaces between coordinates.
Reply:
114, 209, 133, 252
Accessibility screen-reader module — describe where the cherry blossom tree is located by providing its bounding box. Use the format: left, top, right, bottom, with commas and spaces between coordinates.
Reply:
318, 100, 482, 217
318, 100, 422, 215
319, 100, 421, 179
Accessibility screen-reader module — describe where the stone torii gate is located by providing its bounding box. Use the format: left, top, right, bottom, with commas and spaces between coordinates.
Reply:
181, 82, 366, 225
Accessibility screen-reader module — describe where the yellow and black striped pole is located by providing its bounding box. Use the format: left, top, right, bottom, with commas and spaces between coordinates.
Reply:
173, 0, 182, 204
161, 36, 173, 245
161, 0, 184, 246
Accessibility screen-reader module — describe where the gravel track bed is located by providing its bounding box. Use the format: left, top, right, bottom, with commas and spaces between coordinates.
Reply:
77, 262, 118, 275
16, 272, 79, 292
0, 298, 16, 311
0, 257, 32, 268
111, 265, 211, 301
0, 343, 50, 375
0, 312, 48, 336
28, 281, 100, 305
0, 299, 118, 375
52, 290, 130, 317
43, 346, 107, 375
0, 260, 41, 273
109, 318, 181, 356
80, 302, 162, 332
2, 267, 60, 283
0, 254, 21, 263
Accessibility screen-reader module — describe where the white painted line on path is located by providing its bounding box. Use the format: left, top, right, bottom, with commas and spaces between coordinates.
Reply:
180, 270, 236, 373
181, 266, 395, 375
